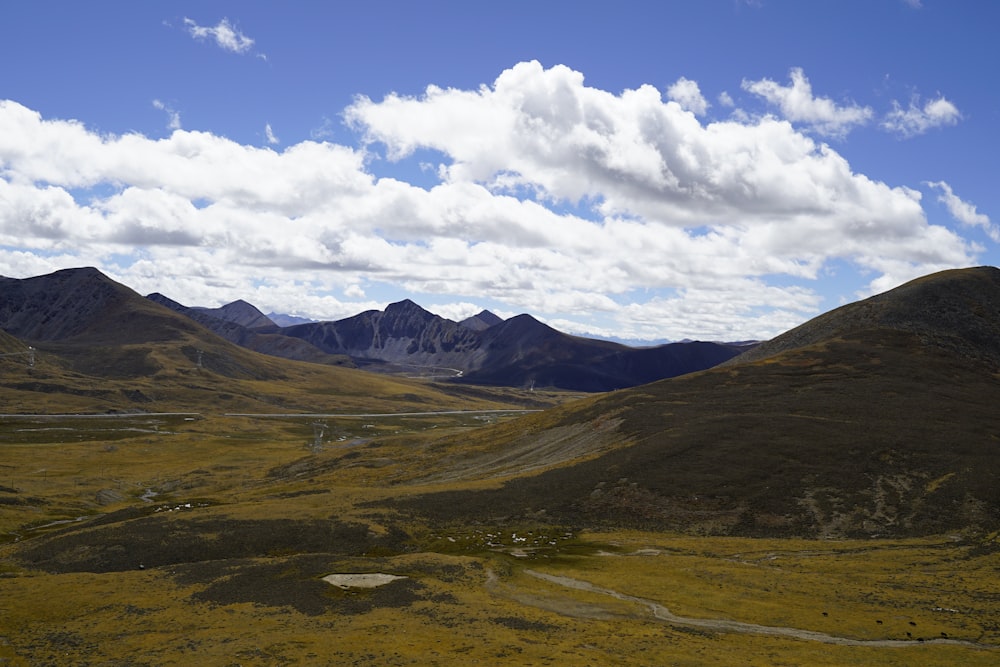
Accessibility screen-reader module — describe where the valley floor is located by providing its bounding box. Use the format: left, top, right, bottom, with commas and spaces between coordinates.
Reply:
1, 413, 997, 665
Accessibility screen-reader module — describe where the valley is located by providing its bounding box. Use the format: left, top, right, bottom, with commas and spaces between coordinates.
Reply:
1, 409, 997, 666
1, 266, 999, 665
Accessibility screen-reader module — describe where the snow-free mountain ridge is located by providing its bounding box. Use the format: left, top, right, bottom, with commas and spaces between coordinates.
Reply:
0, 268, 745, 392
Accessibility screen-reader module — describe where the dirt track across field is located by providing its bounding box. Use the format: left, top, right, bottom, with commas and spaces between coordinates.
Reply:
518, 570, 995, 650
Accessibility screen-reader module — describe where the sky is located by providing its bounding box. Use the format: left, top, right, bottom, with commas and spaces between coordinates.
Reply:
1, 1, 998, 342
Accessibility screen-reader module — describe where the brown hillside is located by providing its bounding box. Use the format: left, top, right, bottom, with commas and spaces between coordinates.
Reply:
391, 267, 1000, 538
732, 265, 1000, 367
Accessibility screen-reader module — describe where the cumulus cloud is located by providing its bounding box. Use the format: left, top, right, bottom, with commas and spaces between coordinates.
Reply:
183, 17, 256, 55
0, 61, 982, 339
926, 181, 998, 242
742, 67, 873, 137
881, 95, 961, 137
666, 77, 708, 116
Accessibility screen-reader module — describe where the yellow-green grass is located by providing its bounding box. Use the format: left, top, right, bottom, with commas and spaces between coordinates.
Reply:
2, 410, 998, 665
1, 337, 564, 416
529, 530, 1000, 643
2, 533, 997, 666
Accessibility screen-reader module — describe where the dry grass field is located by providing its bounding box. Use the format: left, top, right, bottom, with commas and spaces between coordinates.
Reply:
1, 408, 997, 666
2, 267, 999, 664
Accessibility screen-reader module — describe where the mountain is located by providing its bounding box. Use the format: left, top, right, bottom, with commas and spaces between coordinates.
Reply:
391, 266, 1000, 538
147, 293, 350, 367
2, 268, 743, 393
277, 301, 746, 391
267, 312, 315, 327
191, 299, 275, 329
460, 314, 744, 391
459, 309, 504, 331
1, 267, 204, 346
280, 299, 487, 371
0, 267, 528, 414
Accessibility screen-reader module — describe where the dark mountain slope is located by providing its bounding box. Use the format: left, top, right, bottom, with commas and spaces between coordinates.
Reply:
0, 268, 305, 383
462, 314, 744, 391
280, 299, 487, 370
283, 303, 745, 391
1, 268, 202, 345
459, 309, 504, 331
147, 293, 349, 367
393, 266, 1000, 538
192, 299, 275, 329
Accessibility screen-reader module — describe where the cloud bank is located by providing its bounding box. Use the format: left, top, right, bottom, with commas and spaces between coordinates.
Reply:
0, 62, 984, 340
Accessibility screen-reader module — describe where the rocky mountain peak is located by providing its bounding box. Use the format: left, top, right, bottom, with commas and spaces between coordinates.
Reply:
459, 310, 504, 331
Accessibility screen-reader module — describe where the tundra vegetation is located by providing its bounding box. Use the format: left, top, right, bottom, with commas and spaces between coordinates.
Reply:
0, 407, 997, 665
1, 266, 999, 665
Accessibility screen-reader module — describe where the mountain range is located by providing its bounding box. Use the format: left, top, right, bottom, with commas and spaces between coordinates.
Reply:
0, 267, 533, 415
145, 277, 749, 391
2, 265, 998, 539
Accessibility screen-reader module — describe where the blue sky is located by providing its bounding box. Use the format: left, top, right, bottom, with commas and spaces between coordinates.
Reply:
1, 1, 997, 341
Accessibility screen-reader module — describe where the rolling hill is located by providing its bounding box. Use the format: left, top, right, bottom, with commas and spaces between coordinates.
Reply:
391, 266, 1000, 538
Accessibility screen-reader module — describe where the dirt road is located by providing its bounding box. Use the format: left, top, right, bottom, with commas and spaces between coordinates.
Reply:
522, 569, 993, 649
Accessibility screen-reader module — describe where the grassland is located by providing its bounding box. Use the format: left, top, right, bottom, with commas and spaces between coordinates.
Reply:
1, 407, 997, 666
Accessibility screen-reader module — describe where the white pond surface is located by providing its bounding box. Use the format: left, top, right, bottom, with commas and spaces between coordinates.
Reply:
322, 573, 407, 589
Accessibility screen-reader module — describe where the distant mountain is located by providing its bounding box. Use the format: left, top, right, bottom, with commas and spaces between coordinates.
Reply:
391, 266, 1000, 539
459, 313, 745, 392
279, 299, 487, 371
267, 312, 315, 327
192, 300, 275, 329
276, 300, 746, 391
146, 293, 349, 367
1, 267, 747, 392
0, 267, 530, 414
459, 310, 504, 331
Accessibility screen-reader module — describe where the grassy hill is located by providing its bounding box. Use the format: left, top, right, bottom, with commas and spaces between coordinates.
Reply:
388, 266, 1000, 538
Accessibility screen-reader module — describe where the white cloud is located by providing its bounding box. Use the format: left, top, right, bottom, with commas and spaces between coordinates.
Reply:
666, 77, 708, 116
902, 0, 922, 8
183, 17, 256, 55
152, 99, 181, 131
742, 67, 873, 137
0, 59, 983, 340
264, 123, 279, 145
926, 181, 998, 242
717, 91, 735, 107
881, 96, 961, 137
